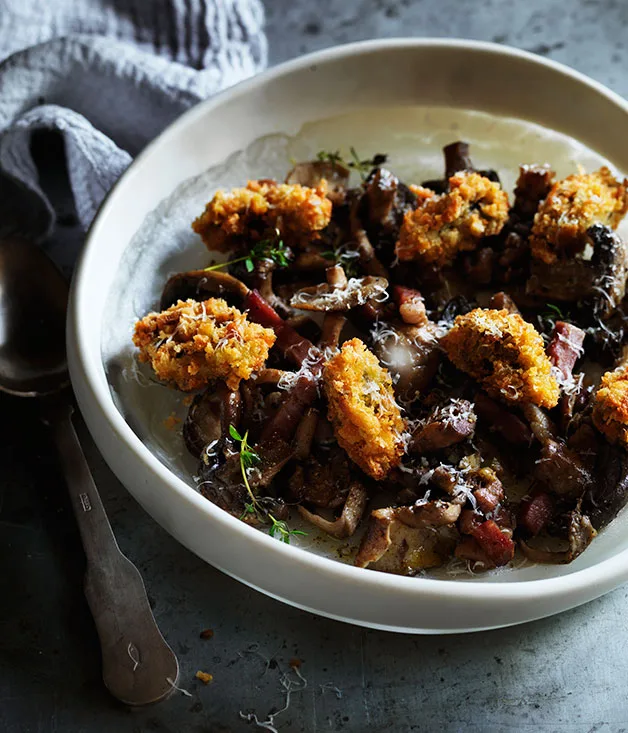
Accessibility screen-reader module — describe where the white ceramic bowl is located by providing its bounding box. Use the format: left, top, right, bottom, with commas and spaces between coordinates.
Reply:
68, 39, 628, 633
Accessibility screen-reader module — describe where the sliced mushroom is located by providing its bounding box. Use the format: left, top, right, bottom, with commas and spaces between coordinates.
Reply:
290, 270, 388, 312
160, 269, 249, 310
371, 320, 441, 402
589, 224, 628, 318
285, 160, 350, 204
293, 408, 319, 460
526, 225, 628, 315
364, 167, 398, 228
253, 439, 295, 489
519, 505, 596, 563
288, 443, 353, 509
249, 257, 288, 317
298, 482, 368, 539
348, 193, 389, 277
585, 439, 628, 529
196, 438, 252, 519
183, 384, 242, 458
319, 313, 346, 350
410, 398, 477, 453
355, 501, 461, 574
422, 141, 500, 193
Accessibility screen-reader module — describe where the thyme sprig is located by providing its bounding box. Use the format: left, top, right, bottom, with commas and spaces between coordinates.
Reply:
230, 425, 307, 544
205, 230, 290, 273
316, 148, 388, 180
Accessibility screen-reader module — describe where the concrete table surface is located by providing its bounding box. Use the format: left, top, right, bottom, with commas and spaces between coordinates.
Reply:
2, 1, 628, 731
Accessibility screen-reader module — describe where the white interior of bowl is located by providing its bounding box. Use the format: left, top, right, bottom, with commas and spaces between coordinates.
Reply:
69, 40, 628, 630
102, 102, 628, 581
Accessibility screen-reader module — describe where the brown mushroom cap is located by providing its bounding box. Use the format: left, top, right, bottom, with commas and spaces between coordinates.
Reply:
160, 269, 250, 310
285, 160, 350, 191
290, 275, 389, 312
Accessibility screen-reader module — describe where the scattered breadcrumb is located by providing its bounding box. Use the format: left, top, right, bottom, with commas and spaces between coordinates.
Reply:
441, 308, 559, 409
199, 628, 214, 640
530, 167, 628, 264
323, 338, 405, 479
163, 413, 181, 430
192, 179, 332, 252
593, 364, 628, 446
195, 671, 213, 685
133, 297, 276, 391
396, 172, 509, 266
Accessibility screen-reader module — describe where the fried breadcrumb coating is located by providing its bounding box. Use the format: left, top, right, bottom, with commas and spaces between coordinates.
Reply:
192, 179, 332, 253
530, 167, 628, 264
396, 172, 509, 267
133, 298, 276, 391
323, 338, 405, 479
441, 308, 559, 409
593, 365, 628, 447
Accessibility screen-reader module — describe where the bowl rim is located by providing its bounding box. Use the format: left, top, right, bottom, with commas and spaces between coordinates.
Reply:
70, 37, 628, 609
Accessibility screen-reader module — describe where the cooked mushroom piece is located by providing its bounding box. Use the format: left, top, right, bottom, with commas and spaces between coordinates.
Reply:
355, 501, 461, 574
348, 193, 390, 276
410, 398, 477, 453
160, 269, 249, 310
585, 440, 628, 529
196, 438, 251, 519
250, 257, 292, 318
421, 141, 501, 193
519, 503, 596, 564
527, 225, 628, 313
288, 443, 354, 509
371, 320, 441, 402
285, 160, 350, 204
512, 164, 555, 219
522, 403, 593, 497
183, 383, 242, 458
290, 267, 388, 312
589, 224, 628, 318
298, 482, 368, 539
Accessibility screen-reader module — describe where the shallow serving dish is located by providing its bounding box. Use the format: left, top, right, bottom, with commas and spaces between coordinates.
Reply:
68, 39, 628, 633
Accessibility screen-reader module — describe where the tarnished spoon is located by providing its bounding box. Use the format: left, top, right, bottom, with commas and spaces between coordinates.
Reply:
0, 235, 179, 705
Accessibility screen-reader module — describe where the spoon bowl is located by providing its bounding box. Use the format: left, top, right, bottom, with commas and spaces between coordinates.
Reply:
0, 236, 68, 396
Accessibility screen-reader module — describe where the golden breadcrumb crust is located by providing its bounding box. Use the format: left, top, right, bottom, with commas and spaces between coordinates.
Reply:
530, 167, 628, 264
323, 338, 405, 480
593, 365, 628, 446
396, 172, 509, 267
133, 298, 276, 391
192, 179, 332, 252
441, 308, 559, 409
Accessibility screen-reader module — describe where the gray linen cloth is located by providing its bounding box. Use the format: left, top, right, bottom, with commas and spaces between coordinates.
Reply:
0, 0, 266, 257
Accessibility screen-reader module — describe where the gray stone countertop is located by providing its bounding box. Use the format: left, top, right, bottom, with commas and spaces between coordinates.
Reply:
2, 1, 628, 732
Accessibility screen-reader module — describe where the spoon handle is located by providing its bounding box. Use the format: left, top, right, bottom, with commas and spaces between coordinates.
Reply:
48, 401, 179, 705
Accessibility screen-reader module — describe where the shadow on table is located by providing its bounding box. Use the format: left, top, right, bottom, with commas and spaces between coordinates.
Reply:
1, 391, 625, 732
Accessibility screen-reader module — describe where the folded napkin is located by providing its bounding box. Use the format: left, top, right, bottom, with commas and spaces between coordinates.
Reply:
0, 0, 266, 265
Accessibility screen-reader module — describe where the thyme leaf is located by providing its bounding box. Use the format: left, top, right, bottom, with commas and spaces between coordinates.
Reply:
316, 148, 388, 180
205, 230, 290, 273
